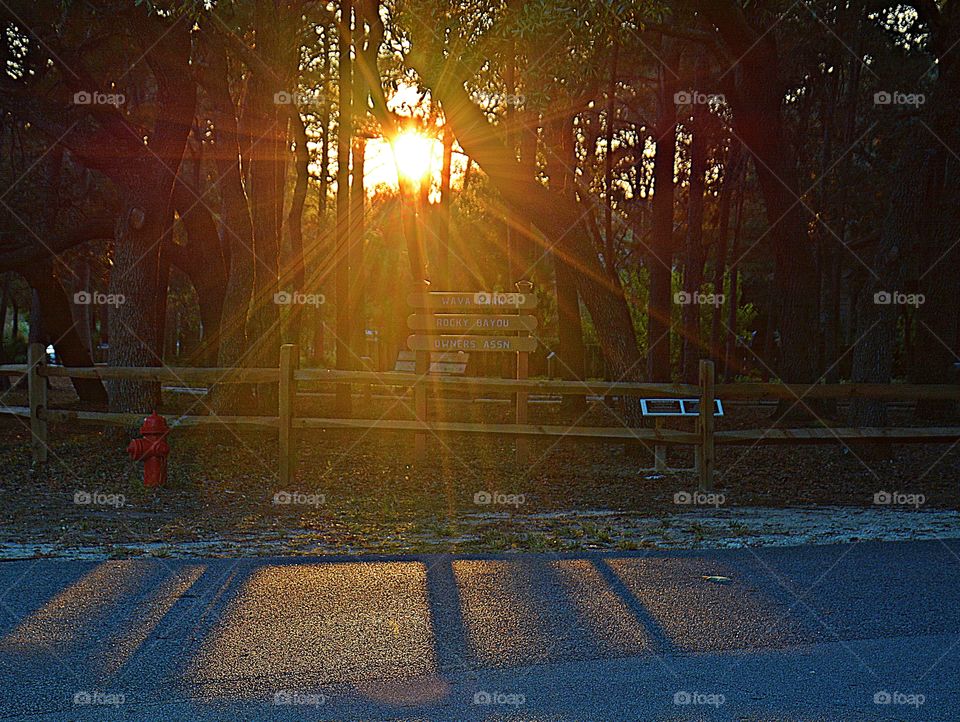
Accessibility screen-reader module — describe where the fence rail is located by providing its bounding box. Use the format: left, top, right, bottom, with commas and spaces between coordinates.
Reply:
2, 343, 960, 491
5, 363, 960, 400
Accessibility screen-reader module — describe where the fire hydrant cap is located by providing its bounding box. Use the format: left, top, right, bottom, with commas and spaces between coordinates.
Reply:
140, 412, 169, 436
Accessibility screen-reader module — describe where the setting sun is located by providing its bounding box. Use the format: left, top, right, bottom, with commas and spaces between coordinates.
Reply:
391, 130, 434, 184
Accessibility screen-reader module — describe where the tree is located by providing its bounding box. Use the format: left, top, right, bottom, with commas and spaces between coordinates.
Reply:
0, 1, 195, 413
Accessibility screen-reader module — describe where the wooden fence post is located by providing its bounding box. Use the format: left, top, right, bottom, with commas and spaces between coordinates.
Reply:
411, 280, 431, 461
27, 342, 48, 465
516, 342, 529, 465
654, 418, 667, 471
698, 359, 715, 491
279, 343, 299, 486
515, 281, 533, 466
414, 349, 427, 459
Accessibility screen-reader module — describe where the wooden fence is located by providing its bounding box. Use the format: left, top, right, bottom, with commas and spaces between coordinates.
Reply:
2, 343, 960, 491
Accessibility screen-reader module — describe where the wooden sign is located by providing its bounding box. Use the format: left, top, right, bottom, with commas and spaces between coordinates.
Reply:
394, 350, 468, 375
407, 291, 537, 310
407, 334, 537, 353
407, 314, 538, 332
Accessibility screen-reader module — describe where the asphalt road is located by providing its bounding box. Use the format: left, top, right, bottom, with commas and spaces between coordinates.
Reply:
0, 540, 958, 721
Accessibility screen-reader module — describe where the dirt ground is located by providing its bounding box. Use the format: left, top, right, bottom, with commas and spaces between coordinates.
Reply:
0, 377, 957, 558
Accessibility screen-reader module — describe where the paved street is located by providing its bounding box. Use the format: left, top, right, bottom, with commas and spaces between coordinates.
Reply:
1, 540, 958, 720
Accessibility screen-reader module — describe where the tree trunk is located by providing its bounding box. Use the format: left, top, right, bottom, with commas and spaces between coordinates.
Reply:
438, 125, 453, 289
711, 142, 741, 369
246, 79, 284, 398
723, 172, 746, 381
335, 0, 354, 413
29, 288, 41, 345
849, 154, 919, 429
21, 262, 107, 405
698, 0, 819, 386
319, 24, 332, 215
0, 273, 10, 361
911, 157, 959, 418
200, 28, 256, 409
76, 259, 93, 356
545, 114, 586, 412
107, 178, 174, 414
828, 10, 863, 386
171, 182, 227, 367
95, 13, 196, 415
647, 49, 678, 382
351, 136, 366, 364
910, 21, 960, 418
681, 87, 707, 384
243, 1, 293, 412
604, 41, 619, 278
0, 273, 8, 389
517, 109, 539, 283
286, 108, 310, 347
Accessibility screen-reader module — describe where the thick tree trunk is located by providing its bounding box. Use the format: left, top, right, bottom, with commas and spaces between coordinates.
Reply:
910, 20, 960, 418
107, 177, 174, 414
246, 81, 284, 382
242, 1, 295, 412
199, 29, 256, 408
911, 159, 960, 418
67, 11, 197, 416
849, 154, 919, 428
20, 262, 107, 406
699, 1, 819, 385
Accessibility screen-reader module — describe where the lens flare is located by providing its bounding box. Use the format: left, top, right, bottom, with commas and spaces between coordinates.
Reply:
391, 130, 433, 183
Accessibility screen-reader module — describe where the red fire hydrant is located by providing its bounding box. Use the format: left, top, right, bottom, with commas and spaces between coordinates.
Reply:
127, 412, 170, 487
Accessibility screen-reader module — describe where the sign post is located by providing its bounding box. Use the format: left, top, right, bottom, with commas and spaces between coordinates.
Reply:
515, 281, 534, 466
698, 360, 716, 491
412, 281, 430, 459
406, 290, 537, 463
